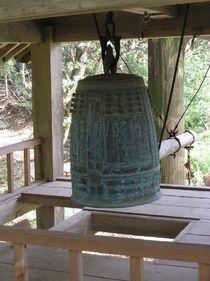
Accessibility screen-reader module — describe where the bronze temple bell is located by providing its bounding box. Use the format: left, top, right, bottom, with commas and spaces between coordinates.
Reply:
69, 12, 160, 207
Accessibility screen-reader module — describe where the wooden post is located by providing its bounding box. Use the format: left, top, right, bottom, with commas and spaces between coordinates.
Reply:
69, 250, 83, 281
24, 148, 31, 186
130, 257, 144, 281
7, 152, 14, 193
14, 243, 28, 281
148, 38, 186, 185
31, 26, 64, 228
31, 26, 63, 181
36, 206, 64, 229
199, 264, 210, 281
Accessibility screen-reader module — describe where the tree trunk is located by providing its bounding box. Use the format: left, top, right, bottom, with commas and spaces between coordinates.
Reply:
148, 38, 186, 185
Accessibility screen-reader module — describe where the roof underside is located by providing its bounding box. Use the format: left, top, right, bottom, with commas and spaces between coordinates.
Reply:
0, 44, 31, 63
0, 0, 210, 62
0, 0, 208, 23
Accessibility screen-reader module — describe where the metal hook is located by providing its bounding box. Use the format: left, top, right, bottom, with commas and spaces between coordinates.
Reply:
190, 33, 197, 50
142, 11, 150, 24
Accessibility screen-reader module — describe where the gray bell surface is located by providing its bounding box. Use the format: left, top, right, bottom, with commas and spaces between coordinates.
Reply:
70, 74, 160, 207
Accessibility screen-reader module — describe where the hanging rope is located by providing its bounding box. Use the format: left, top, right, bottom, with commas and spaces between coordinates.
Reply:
167, 132, 182, 158
158, 4, 190, 150
120, 55, 133, 74
147, 91, 171, 135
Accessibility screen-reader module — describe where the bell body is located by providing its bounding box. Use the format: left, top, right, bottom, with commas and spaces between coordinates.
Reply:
70, 74, 160, 207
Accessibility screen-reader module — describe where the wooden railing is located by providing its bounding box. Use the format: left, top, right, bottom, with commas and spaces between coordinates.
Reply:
0, 138, 43, 192
0, 225, 209, 281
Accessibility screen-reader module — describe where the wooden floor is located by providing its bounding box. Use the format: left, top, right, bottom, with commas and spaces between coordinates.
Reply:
0, 244, 198, 281
1, 180, 210, 280
21, 180, 210, 244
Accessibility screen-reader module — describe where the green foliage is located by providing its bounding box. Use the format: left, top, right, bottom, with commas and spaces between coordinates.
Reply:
184, 39, 210, 132
183, 39, 210, 185
190, 130, 210, 185
0, 158, 7, 184
120, 39, 148, 83
0, 59, 32, 113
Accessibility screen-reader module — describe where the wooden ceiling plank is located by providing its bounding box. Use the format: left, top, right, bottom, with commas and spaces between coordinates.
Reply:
0, 44, 19, 59
123, 6, 178, 19
0, 0, 207, 23
53, 4, 210, 41
3, 44, 30, 61
0, 21, 42, 43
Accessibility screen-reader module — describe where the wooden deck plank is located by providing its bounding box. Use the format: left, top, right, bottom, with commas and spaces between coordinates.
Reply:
20, 181, 210, 220
188, 221, 210, 236
161, 189, 210, 199
22, 181, 210, 209
41, 181, 71, 188
151, 195, 210, 209
179, 234, 210, 245
86, 205, 200, 219
23, 186, 72, 197
22, 186, 210, 220
35, 181, 210, 196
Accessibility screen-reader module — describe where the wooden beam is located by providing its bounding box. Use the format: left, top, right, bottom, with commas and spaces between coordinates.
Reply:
159, 131, 196, 160
0, 181, 43, 224
36, 206, 64, 229
0, 180, 45, 203
31, 27, 63, 181
1, 226, 210, 264
0, 21, 42, 43
0, 137, 43, 156
22, 192, 81, 208
12, 219, 31, 229
54, 4, 210, 41
7, 152, 15, 193
0, 195, 39, 225
69, 250, 83, 281
130, 257, 144, 281
199, 264, 210, 281
32, 26, 64, 228
0, 0, 206, 23
24, 148, 31, 187
14, 243, 29, 281
0, 44, 18, 59
51, 211, 92, 234
3, 44, 30, 61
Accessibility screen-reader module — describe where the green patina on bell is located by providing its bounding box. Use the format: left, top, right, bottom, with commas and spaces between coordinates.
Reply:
70, 73, 160, 207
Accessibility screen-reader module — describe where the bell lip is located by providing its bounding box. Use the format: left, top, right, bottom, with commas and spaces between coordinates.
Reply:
70, 190, 161, 209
